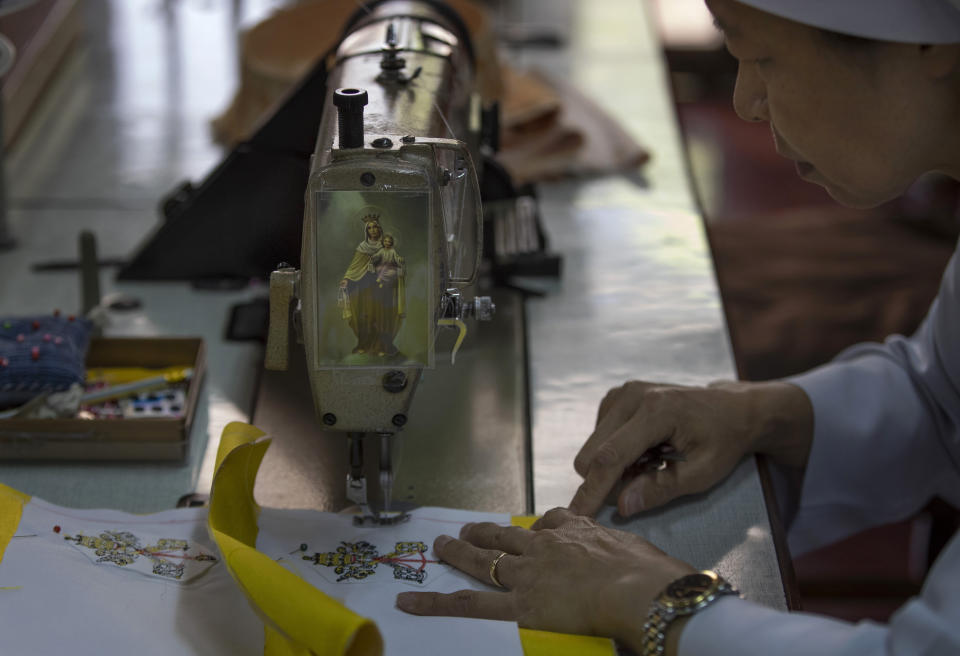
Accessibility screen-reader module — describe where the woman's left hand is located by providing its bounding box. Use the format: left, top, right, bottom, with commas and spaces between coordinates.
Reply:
395, 507, 695, 651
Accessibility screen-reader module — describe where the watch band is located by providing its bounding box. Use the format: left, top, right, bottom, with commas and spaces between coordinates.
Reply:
640, 570, 739, 656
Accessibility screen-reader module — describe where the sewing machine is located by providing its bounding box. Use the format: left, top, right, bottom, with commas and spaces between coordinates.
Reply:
264, 0, 496, 526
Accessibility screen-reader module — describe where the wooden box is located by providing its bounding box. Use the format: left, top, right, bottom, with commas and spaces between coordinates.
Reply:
0, 337, 205, 461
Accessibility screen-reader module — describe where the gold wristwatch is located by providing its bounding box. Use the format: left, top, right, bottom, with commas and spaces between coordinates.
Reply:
641, 570, 739, 656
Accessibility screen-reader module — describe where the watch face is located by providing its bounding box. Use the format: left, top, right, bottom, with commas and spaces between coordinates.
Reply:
663, 572, 716, 608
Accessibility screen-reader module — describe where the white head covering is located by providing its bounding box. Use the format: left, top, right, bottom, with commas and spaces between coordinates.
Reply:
734, 0, 960, 43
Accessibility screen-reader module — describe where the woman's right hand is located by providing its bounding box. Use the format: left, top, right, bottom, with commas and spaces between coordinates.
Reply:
339, 279, 348, 289
568, 380, 813, 518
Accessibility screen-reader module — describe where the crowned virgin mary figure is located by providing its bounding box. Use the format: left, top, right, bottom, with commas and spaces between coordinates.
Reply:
338, 210, 404, 357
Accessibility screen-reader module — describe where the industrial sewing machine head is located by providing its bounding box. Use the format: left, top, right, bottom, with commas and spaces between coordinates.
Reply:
265, 0, 495, 526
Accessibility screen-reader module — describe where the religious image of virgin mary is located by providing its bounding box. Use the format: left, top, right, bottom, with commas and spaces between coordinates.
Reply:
338, 210, 406, 357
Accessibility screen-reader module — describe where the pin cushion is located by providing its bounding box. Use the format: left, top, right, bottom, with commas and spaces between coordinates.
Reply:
0, 314, 93, 409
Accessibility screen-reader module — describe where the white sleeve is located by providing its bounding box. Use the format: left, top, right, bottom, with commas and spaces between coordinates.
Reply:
784, 241, 960, 555
680, 530, 960, 656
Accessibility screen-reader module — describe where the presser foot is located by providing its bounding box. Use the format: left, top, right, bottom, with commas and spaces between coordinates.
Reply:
352, 509, 411, 527
346, 474, 411, 526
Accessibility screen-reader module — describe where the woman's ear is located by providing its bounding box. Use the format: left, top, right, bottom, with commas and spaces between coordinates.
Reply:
919, 43, 960, 78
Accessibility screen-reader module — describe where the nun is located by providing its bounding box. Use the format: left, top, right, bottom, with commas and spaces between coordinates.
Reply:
397, 2, 960, 654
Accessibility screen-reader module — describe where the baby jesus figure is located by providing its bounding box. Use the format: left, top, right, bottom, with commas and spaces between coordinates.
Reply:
373, 235, 404, 289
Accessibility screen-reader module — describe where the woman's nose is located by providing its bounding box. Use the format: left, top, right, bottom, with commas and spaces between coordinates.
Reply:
732, 65, 769, 122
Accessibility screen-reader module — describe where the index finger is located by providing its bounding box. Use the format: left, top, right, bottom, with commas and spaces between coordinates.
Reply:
568, 413, 670, 517
574, 400, 627, 477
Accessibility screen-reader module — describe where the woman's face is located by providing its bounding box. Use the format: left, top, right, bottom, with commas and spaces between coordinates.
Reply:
367, 223, 382, 240
707, 0, 957, 208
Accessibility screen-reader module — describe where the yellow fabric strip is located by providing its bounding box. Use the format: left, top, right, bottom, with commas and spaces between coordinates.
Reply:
208, 422, 382, 656
517, 628, 617, 656
208, 422, 269, 547
0, 482, 30, 566
511, 515, 616, 656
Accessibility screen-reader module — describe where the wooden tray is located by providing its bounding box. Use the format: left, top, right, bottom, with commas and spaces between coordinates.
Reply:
0, 337, 205, 461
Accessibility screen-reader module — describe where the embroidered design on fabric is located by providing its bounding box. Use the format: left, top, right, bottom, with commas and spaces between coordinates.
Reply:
63, 530, 217, 580
305, 541, 436, 583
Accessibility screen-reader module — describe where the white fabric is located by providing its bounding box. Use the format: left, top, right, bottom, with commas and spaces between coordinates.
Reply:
680, 238, 960, 653
0, 500, 526, 655
0, 500, 264, 656
735, 0, 960, 43
255, 506, 524, 656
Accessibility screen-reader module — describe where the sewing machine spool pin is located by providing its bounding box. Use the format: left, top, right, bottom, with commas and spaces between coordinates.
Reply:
332, 88, 368, 149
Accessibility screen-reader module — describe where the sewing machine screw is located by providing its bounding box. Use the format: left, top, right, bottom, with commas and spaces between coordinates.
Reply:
372, 137, 393, 149
392, 414, 407, 427
322, 413, 337, 426
401, 135, 415, 143
360, 172, 376, 186
382, 370, 407, 393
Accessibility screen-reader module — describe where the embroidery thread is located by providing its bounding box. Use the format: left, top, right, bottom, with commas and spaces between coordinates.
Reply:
63, 530, 217, 580
305, 540, 436, 583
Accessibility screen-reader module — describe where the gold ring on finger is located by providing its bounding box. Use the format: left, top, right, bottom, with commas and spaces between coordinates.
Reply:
489, 551, 509, 588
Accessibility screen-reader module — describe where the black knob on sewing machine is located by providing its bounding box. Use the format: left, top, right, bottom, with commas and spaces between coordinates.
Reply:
332, 87, 369, 149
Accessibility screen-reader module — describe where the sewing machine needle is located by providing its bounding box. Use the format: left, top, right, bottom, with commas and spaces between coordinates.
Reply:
380, 435, 393, 514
